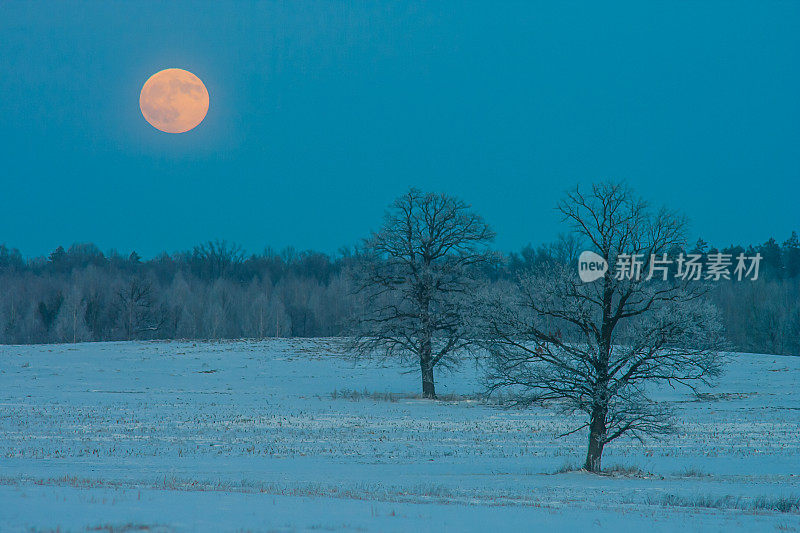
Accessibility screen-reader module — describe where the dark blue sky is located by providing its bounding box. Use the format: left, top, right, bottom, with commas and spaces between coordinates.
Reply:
1, 2, 798, 258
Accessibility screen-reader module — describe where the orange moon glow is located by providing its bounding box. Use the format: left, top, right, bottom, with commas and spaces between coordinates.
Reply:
139, 68, 209, 133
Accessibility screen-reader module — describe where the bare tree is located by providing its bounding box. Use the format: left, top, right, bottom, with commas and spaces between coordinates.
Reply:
117, 277, 162, 340
190, 240, 245, 280
480, 182, 725, 471
351, 188, 495, 398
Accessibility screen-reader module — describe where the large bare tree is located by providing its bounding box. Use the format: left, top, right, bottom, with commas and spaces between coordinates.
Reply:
351, 188, 495, 398
480, 182, 725, 471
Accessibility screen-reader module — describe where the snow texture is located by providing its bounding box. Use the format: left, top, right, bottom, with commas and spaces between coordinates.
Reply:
1, 339, 798, 531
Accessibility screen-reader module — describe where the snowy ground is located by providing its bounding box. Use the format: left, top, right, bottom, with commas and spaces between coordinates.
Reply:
1, 339, 798, 532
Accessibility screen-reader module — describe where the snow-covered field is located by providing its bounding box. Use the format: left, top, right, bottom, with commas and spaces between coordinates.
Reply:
1, 339, 798, 532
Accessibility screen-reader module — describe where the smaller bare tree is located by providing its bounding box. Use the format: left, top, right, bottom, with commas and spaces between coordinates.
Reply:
480, 182, 725, 472
351, 188, 495, 398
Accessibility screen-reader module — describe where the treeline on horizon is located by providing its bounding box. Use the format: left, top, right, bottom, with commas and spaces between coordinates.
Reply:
0, 233, 799, 355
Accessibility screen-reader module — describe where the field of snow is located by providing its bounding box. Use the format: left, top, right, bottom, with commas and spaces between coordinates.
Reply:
1, 339, 798, 532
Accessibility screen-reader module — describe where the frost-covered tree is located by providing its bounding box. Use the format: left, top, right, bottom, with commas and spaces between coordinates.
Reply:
351, 188, 495, 398
55, 286, 91, 343
479, 182, 725, 472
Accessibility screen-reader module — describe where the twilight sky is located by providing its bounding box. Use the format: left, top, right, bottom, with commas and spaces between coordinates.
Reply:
1, 2, 798, 258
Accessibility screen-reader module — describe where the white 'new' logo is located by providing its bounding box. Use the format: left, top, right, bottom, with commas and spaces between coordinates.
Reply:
578, 251, 608, 283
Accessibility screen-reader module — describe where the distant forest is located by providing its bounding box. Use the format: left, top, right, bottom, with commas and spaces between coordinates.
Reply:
0, 233, 798, 355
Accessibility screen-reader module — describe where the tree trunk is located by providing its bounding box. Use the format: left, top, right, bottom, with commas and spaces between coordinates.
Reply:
584, 407, 606, 472
584, 274, 613, 473
419, 330, 436, 399
420, 357, 436, 399
420, 301, 436, 399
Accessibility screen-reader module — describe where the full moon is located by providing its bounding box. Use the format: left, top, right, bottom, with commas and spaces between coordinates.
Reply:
139, 68, 209, 133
